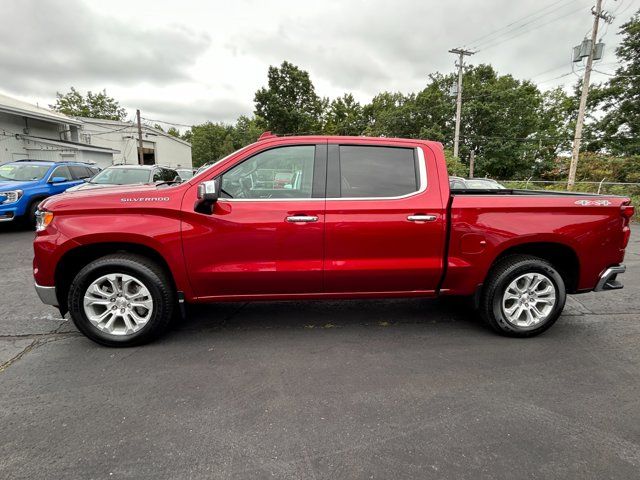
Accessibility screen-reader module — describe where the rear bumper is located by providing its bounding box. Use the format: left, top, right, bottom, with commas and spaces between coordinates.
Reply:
594, 265, 626, 292
35, 283, 58, 306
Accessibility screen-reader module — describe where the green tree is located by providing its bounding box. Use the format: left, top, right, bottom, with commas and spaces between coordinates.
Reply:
590, 10, 640, 155
362, 92, 418, 138
231, 115, 262, 147
254, 61, 325, 134
50, 87, 127, 120
324, 94, 365, 135
167, 127, 181, 138
189, 122, 235, 167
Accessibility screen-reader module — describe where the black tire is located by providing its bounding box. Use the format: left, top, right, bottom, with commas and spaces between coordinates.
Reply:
25, 200, 41, 229
67, 254, 175, 347
479, 255, 566, 337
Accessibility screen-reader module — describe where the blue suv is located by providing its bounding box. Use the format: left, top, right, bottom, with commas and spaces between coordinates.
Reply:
0, 160, 100, 226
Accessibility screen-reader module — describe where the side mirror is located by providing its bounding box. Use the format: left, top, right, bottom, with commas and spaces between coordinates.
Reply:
49, 176, 67, 184
195, 178, 221, 214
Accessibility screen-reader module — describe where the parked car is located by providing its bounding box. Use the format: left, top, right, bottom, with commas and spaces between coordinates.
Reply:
0, 159, 99, 225
66, 165, 180, 192
34, 135, 633, 347
195, 162, 215, 175
449, 176, 506, 189
175, 168, 195, 181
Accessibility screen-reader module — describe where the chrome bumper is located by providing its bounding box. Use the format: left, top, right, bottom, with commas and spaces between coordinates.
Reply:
35, 283, 58, 306
594, 265, 626, 292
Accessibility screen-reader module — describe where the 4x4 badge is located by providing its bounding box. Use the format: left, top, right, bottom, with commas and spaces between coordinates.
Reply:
574, 199, 611, 206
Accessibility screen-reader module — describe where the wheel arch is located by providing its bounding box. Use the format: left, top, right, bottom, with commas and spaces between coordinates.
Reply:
488, 241, 580, 293
55, 242, 178, 315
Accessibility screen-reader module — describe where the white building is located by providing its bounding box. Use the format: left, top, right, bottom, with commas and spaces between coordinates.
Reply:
0, 93, 118, 166
79, 118, 192, 169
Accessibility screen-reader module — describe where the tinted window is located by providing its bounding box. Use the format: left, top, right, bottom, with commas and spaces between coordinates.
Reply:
160, 168, 178, 181
338, 146, 418, 198
69, 165, 91, 180
50, 166, 73, 181
221, 145, 315, 199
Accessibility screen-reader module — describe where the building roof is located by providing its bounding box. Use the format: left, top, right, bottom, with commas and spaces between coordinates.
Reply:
0, 92, 82, 126
79, 117, 192, 146
23, 136, 120, 154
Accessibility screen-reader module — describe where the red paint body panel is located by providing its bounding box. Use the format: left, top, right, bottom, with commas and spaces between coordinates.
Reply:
323, 142, 447, 293
443, 195, 628, 295
33, 135, 631, 306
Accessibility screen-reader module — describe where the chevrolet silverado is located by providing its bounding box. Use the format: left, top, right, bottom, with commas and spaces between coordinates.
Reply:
33, 134, 634, 346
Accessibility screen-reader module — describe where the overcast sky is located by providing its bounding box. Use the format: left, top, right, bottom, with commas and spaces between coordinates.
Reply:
1, 0, 636, 129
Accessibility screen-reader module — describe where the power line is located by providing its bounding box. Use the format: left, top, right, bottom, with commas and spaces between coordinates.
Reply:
141, 117, 193, 129
464, 0, 577, 49
593, 68, 640, 77
476, 4, 588, 52
537, 71, 576, 83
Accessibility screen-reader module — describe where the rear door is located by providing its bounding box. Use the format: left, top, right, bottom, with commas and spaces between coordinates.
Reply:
324, 143, 446, 294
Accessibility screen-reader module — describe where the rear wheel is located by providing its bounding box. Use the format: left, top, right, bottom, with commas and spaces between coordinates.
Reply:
479, 255, 566, 337
67, 254, 175, 347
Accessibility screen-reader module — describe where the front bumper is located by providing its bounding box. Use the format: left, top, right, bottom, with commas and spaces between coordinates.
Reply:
0, 208, 16, 222
35, 283, 58, 306
594, 265, 626, 292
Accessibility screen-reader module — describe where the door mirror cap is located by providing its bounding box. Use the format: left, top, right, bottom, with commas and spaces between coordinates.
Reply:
197, 179, 220, 202
49, 176, 67, 184
195, 178, 221, 214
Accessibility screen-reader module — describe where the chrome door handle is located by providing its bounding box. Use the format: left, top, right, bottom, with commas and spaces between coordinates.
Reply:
407, 214, 437, 222
286, 215, 318, 223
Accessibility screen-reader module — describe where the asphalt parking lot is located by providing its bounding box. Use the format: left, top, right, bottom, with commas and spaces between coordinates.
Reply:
1, 224, 639, 479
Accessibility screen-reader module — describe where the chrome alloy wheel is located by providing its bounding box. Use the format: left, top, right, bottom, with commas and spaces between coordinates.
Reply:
501, 273, 557, 329
83, 273, 153, 336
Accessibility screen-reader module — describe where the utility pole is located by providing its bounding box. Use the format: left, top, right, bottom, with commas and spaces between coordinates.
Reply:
136, 109, 144, 165
449, 48, 474, 159
469, 150, 475, 178
567, 0, 612, 190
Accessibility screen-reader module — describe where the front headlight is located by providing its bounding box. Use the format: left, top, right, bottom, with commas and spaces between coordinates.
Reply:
0, 189, 23, 204
35, 210, 54, 232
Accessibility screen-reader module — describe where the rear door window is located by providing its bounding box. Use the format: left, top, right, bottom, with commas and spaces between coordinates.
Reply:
69, 165, 91, 180
49, 165, 73, 181
337, 146, 419, 198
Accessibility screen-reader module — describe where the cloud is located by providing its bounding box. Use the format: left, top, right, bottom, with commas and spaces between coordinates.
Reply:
0, 0, 210, 95
135, 97, 253, 125
0, 0, 630, 126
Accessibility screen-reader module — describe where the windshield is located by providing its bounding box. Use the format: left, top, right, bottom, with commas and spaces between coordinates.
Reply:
90, 167, 151, 185
0, 163, 50, 181
176, 169, 194, 180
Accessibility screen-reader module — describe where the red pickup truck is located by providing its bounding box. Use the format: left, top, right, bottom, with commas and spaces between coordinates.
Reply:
33, 134, 633, 346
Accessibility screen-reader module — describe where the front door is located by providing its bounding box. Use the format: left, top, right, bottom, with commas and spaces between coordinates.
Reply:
182, 143, 327, 299
47, 165, 82, 193
323, 143, 446, 294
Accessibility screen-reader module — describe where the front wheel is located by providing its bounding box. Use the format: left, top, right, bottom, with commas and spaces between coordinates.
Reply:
479, 255, 566, 337
67, 254, 175, 347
